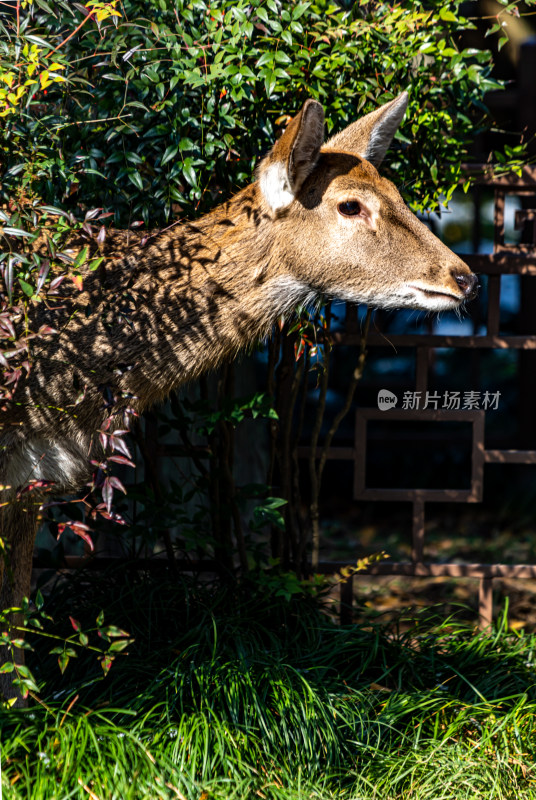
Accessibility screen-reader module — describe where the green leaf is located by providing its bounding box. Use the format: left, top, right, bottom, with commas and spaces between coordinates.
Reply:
102, 625, 130, 638
275, 51, 292, 65
162, 145, 179, 165
182, 160, 197, 187
256, 6, 269, 22
264, 70, 277, 97
292, 3, 309, 19
439, 7, 458, 22
124, 101, 149, 112
108, 639, 132, 653
58, 651, 70, 674
256, 52, 274, 68
128, 171, 144, 191
3, 227, 31, 238
18, 279, 34, 297
74, 245, 89, 268
281, 30, 293, 46
89, 257, 104, 272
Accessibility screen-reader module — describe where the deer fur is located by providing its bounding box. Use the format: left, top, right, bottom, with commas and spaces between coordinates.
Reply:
0, 93, 476, 704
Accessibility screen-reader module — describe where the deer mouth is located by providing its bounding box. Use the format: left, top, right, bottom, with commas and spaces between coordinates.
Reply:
408, 284, 463, 309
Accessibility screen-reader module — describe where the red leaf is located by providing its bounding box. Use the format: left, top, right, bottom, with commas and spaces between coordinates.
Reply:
100, 654, 114, 675
110, 436, 132, 458
90, 459, 107, 469
0, 316, 15, 338
69, 616, 81, 632
57, 521, 94, 551
93, 504, 127, 524
70, 523, 94, 551
36, 260, 50, 294
17, 479, 55, 497
107, 476, 126, 494
37, 325, 58, 336
49, 276, 65, 291
108, 455, 135, 468
70, 274, 83, 291
5, 368, 22, 385
102, 478, 113, 512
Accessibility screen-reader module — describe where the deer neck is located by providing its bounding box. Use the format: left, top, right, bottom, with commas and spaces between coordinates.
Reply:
120, 184, 314, 408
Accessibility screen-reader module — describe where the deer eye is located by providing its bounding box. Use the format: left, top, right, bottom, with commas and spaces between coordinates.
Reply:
338, 200, 362, 217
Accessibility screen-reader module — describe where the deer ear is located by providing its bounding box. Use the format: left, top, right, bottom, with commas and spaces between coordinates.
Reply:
258, 99, 324, 212
325, 92, 408, 167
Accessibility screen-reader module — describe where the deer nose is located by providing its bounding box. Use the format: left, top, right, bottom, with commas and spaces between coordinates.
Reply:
453, 272, 478, 299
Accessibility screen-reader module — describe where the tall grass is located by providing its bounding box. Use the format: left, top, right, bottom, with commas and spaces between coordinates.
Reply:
2, 570, 536, 798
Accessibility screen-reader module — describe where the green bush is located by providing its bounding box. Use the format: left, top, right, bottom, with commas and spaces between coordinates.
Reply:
1, 0, 517, 230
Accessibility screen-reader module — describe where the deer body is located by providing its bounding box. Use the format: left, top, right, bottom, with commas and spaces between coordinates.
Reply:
0, 93, 477, 703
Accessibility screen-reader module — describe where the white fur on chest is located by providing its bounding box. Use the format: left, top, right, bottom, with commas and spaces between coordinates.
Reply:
265, 275, 318, 317
2, 436, 91, 492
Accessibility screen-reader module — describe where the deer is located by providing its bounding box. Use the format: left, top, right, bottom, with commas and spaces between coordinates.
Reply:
0, 92, 477, 704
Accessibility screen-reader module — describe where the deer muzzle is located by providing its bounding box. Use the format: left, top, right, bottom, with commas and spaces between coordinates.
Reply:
453, 271, 479, 300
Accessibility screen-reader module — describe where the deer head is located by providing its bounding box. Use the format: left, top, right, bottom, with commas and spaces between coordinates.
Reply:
257, 93, 477, 312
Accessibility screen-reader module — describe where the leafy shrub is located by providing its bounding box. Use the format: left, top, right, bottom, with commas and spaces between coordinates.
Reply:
2, 0, 518, 229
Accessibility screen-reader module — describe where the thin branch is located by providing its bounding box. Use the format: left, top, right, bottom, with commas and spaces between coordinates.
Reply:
317, 307, 372, 488
48, 11, 95, 56
309, 308, 331, 571
52, 113, 133, 130
266, 327, 279, 491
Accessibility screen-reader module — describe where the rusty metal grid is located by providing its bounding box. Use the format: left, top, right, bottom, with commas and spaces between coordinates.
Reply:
312, 165, 536, 628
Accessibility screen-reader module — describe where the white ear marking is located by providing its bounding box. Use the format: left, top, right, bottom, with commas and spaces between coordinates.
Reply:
260, 162, 295, 212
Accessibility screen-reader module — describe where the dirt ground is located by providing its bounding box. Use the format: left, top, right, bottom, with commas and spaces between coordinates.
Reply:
321, 503, 536, 630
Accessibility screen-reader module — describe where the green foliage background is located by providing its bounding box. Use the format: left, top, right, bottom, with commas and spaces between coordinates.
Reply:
2, 0, 507, 235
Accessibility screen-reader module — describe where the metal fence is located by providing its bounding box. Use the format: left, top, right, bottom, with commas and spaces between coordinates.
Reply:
313, 165, 536, 627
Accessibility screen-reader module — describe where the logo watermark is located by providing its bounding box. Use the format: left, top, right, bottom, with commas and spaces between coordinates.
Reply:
377, 389, 398, 410
377, 390, 501, 411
